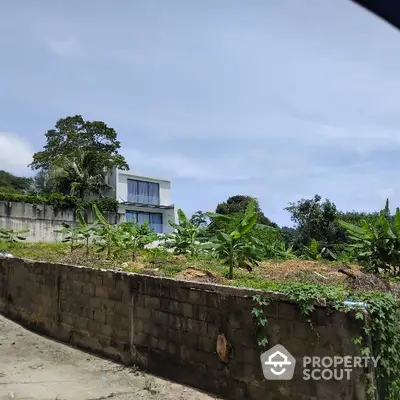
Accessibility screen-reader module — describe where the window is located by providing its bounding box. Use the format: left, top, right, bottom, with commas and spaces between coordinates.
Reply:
125, 211, 163, 233
127, 179, 159, 205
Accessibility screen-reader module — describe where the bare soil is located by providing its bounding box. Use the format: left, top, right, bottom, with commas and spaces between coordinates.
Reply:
257, 260, 362, 282
0, 316, 218, 400
176, 268, 222, 284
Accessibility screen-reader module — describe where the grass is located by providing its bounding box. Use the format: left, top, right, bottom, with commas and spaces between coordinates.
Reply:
0, 242, 69, 262
0, 241, 360, 292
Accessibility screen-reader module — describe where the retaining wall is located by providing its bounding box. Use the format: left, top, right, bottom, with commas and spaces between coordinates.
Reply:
0, 257, 369, 399
0, 201, 119, 242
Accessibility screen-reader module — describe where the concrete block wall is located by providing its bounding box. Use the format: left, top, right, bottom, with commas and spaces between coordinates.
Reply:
0, 258, 369, 400
0, 201, 120, 242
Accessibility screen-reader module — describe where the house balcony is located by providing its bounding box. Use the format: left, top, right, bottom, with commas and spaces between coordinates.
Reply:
118, 197, 174, 210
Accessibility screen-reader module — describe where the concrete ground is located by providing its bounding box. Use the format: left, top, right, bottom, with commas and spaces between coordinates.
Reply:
0, 315, 217, 400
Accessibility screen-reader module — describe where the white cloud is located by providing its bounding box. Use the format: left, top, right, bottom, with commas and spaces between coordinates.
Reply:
0, 132, 34, 174
46, 37, 83, 57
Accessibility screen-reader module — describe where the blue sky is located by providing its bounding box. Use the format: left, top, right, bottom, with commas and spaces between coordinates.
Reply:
1, 0, 400, 226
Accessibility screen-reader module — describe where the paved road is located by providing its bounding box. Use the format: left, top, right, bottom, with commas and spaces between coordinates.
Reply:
0, 315, 217, 400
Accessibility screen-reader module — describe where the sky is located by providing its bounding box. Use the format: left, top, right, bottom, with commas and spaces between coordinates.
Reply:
1, 0, 400, 226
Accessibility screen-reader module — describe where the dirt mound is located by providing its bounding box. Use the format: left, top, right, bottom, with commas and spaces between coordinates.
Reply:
337, 266, 391, 292
256, 260, 394, 292
177, 267, 221, 283
258, 260, 362, 283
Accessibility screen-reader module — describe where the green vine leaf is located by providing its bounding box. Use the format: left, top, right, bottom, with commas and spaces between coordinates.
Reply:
252, 295, 271, 351
355, 311, 364, 320
250, 283, 400, 399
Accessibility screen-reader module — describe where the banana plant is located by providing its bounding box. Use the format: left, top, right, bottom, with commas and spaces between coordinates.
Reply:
163, 209, 206, 256
323, 246, 355, 264
75, 211, 99, 256
54, 223, 82, 252
338, 198, 400, 275
0, 228, 29, 247
92, 204, 119, 259
205, 199, 274, 279
300, 239, 328, 261
265, 240, 296, 260
116, 221, 157, 261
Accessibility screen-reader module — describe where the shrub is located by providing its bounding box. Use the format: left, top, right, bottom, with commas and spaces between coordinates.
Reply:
77, 197, 119, 213
0, 192, 118, 212
338, 199, 400, 276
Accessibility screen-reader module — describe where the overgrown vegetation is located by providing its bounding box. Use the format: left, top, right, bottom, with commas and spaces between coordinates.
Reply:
338, 199, 400, 276
0, 192, 118, 212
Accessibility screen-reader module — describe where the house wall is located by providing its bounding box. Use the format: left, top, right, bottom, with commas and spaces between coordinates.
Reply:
112, 169, 176, 234
0, 257, 370, 400
115, 170, 172, 206
0, 201, 120, 243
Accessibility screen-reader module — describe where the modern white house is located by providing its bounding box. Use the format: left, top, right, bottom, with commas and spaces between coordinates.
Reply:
106, 169, 176, 234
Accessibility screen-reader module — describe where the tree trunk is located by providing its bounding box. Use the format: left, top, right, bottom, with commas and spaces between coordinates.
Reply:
228, 242, 234, 279
228, 261, 234, 279
228, 253, 234, 279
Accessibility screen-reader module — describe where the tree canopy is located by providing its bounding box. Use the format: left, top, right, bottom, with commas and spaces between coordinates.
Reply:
206, 195, 279, 246
283, 194, 385, 253
215, 195, 278, 228
29, 115, 129, 172
28, 115, 129, 199
284, 194, 343, 250
189, 210, 209, 227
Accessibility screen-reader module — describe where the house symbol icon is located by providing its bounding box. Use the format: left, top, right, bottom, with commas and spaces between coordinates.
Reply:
264, 350, 292, 375
260, 344, 296, 380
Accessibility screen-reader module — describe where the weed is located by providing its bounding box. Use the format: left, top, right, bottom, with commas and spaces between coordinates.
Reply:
143, 377, 158, 394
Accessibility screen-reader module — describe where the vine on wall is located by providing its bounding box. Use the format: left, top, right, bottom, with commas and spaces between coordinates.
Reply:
251, 284, 400, 400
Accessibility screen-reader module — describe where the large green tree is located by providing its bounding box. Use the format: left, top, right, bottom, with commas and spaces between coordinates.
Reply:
29, 115, 129, 172
284, 194, 344, 250
284, 195, 389, 255
207, 195, 280, 247
215, 195, 278, 228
